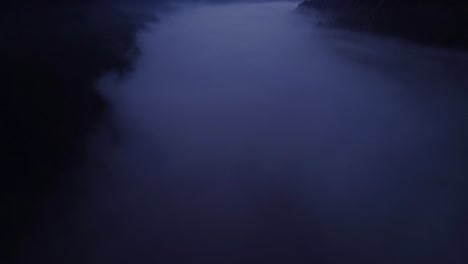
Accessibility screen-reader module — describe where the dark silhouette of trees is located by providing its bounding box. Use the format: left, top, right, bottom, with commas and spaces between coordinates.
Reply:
1, 1, 161, 262
299, 0, 468, 49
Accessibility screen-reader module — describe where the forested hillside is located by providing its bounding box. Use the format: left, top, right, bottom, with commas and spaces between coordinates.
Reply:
299, 0, 468, 49
1, 1, 160, 262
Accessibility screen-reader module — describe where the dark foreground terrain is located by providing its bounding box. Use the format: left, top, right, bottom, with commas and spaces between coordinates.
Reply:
1, 1, 159, 261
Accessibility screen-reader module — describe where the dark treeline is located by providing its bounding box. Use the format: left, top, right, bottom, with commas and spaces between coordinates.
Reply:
1, 0, 161, 262
299, 0, 468, 49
